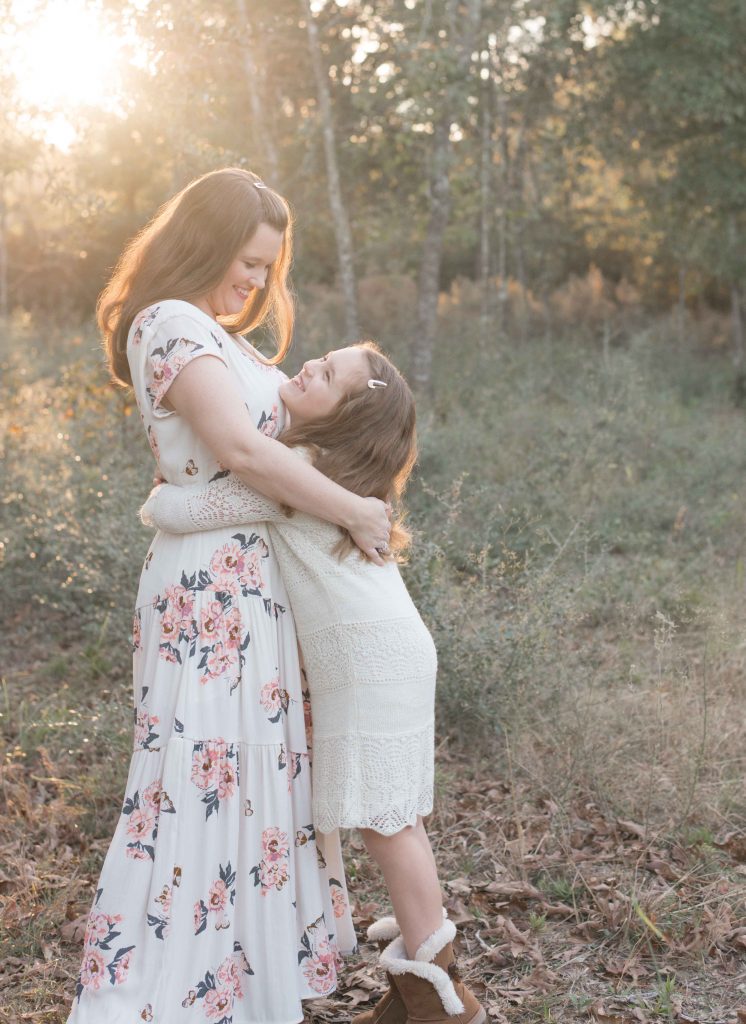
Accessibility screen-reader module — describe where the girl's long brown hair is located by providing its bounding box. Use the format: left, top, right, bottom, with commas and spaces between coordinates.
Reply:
281, 342, 418, 557
99, 167, 294, 387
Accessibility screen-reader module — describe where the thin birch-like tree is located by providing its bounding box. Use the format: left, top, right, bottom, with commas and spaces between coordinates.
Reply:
301, 0, 359, 339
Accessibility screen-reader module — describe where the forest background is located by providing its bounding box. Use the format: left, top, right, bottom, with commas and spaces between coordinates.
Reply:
2, 0, 746, 1021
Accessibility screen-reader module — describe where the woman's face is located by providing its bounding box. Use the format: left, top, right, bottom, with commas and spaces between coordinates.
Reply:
195, 222, 284, 319
279, 347, 369, 425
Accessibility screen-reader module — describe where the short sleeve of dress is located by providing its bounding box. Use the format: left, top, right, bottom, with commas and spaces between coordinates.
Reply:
131, 301, 229, 420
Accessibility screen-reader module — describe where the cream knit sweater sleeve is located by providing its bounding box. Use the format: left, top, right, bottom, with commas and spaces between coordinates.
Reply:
140, 474, 289, 534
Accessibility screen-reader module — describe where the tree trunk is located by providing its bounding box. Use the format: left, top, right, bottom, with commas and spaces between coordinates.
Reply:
728, 215, 743, 367
512, 127, 528, 340
413, 0, 483, 394
677, 266, 686, 345
413, 112, 452, 394
301, 0, 358, 339
0, 182, 8, 319
235, 0, 280, 185
495, 76, 509, 335
732, 282, 744, 369
478, 47, 494, 348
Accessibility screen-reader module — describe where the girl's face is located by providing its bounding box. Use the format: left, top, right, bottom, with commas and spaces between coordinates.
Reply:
279, 347, 369, 424
194, 222, 284, 319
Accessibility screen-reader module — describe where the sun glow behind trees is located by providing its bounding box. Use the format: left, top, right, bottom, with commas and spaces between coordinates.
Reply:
3, 0, 138, 150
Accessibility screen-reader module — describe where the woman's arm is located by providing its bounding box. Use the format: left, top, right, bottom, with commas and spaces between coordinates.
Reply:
140, 475, 287, 534
163, 355, 389, 563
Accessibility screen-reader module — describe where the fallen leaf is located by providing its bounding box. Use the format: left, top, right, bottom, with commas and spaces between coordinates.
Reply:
616, 819, 647, 839
445, 897, 475, 926
60, 914, 88, 944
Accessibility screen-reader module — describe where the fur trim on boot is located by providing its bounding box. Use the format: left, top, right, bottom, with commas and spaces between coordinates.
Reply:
352, 918, 406, 1024
381, 920, 466, 1016
367, 916, 402, 944
380, 918, 486, 1023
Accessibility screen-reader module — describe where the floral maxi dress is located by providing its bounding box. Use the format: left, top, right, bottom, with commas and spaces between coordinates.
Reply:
67, 300, 355, 1024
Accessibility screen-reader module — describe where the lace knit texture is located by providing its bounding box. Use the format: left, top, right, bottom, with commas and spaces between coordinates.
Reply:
143, 466, 436, 836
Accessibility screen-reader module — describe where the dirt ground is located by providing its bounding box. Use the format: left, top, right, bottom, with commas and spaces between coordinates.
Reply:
1, 741, 744, 1024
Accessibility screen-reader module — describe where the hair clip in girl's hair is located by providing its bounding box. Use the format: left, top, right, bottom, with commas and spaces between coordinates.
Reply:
367, 378, 388, 389
254, 180, 269, 189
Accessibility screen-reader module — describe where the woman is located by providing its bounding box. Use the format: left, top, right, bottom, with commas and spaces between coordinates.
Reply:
67, 167, 391, 1024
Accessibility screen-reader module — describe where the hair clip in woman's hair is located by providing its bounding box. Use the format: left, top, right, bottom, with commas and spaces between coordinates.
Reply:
367, 378, 388, 389
253, 180, 269, 189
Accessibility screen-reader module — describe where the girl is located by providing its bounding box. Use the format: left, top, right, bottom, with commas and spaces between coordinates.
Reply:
141, 342, 486, 1024
67, 168, 391, 1024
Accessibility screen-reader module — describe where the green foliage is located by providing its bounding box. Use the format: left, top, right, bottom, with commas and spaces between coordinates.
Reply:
1, 0, 743, 322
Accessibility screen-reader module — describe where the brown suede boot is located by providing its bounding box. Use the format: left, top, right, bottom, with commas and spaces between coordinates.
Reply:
380, 919, 486, 1024
352, 917, 407, 1024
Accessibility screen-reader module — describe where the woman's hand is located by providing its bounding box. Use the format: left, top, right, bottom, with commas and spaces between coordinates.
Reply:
346, 496, 391, 566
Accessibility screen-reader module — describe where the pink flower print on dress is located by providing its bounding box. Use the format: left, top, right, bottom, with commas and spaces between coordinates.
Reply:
131, 609, 142, 652
141, 780, 165, 813
165, 584, 196, 629
146, 335, 206, 411
250, 827, 290, 895
133, 695, 160, 752
224, 606, 243, 649
259, 859, 289, 894
259, 676, 290, 724
329, 879, 347, 919
205, 641, 239, 683
121, 781, 172, 861
131, 305, 160, 346
185, 940, 253, 1021
238, 549, 265, 593
190, 741, 239, 820
298, 922, 338, 995
263, 826, 290, 863
112, 948, 133, 985
257, 404, 279, 438
200, 600, 224, 644
126, 807, 155, 843
278, 744, 303, 791
73, 888, 135, 1003
209, 541, 245, 584
84, 911, 113, 947
191, 745, 220, 791
79, 948, 106, 991
147, 881, 173, 939
204, 986, 234, 1021
193, 863, 235, 935
301, 680, 313, 752
216, 946, 250, 999
217, 759, 237, 801
159, 612, 178, 647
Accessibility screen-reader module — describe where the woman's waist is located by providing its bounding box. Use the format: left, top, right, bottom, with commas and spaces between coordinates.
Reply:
135, 525, 279, 605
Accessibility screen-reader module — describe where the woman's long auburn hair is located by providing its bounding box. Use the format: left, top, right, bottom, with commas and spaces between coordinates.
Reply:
281, 342, 417, 558
99, 167, 294, 387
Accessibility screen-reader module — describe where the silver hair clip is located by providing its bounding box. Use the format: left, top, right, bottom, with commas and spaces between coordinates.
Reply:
253, 180, 269, 189
367, 378, 388, 389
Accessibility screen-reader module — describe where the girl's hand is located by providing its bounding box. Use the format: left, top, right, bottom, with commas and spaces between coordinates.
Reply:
140, 481, 165, 529
347, 496, 391, 566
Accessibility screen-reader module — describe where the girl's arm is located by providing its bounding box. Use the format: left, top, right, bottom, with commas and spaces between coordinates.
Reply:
163, 355, 389, 564
141, 475, 286, 534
